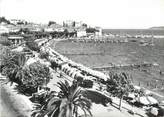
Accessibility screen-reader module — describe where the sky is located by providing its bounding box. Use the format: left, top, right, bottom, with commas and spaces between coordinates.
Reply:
0, 0, 164, 29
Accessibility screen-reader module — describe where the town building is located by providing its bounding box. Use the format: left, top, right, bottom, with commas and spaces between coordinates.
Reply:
10, 19, 27, 25
75, 21, 83, 27
8, 35, 24, 46
0, 25, 9, 34
95, 27, 102, 36
77, 29, 87, 37
63, 20, 75, 27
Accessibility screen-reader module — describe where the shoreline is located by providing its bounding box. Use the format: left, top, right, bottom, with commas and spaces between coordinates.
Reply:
48, 38, 164, 97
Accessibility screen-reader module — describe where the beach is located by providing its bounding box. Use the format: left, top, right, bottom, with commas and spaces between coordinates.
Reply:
50, 37, 164, 96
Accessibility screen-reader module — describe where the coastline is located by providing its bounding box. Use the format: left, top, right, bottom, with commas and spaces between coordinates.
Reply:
49, 38, 164, 97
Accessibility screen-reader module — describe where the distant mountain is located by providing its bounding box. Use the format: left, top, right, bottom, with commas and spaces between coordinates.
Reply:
149, 26, 164, 30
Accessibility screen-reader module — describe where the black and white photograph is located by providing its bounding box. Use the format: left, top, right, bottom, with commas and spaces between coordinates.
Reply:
0, 0, 164, 117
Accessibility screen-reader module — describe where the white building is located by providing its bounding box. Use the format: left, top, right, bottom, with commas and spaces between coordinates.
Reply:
0, 25, 9, 34
8, 36, 24, 46
44, 28, 54, 32
10, 19, 27, 25
95, 27, 102, 36
75, 21, 83, 27
63, 20, 75, 27
77, 29, 87, 37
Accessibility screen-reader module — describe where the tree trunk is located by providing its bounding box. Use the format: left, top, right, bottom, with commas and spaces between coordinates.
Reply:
119, 96, 123, 110
75, 108, 78, 117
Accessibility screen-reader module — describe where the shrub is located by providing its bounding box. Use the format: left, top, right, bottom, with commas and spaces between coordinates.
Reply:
0, 36, 12, 46
39, 51, 49, 59
17, 62, 52, 95
80, 79, 93, 88
50, 61, 60, 70
1, 51, 26, 85
26, 40, 40, 52
75, 75, 83, 82
83, 90, 112, 106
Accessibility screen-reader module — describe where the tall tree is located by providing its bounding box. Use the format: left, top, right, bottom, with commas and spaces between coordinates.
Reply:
107, 72, 133, 110
32, 80, 92, 117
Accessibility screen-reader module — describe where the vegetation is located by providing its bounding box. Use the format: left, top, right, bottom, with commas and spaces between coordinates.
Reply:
75, 79, 93, 88
16, 61, 51, 95
32, 80, 92, 117
0, 36, 12, 46
86, 28, 98, 33
48, 21, 56, 26
25, 40, 40, 52
19, 28, 31, 34
1, 51, 26, 85
0, 17, 11, 24
83, 90, 112, 106
81, 79, 93, 88
106, 72, 134, 109
1, 50, 51, 95
39, 50, 49, 59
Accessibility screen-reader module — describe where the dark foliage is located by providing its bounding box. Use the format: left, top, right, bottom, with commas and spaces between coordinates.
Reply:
31, 80, 92, 117
1, 51, 26, 85
48, 21, 56, 26
50, 61, 60, 70
106, 72, 133, 97
75, 75, 84, 82
158, 107, 164, 116
15, 84, 38, 96
83, 90, 112, 106
74, 76, 93, 88
18, 62, 51, 95
106, 72, 134, 109
86, 28, 98, 33
0, 36, 12, 46
26, 40, 40, 52
1, 51, 51, 95
39, 51, 49, 59
0, 17, 10, 24
80, 79, 93, 88
19, 28, 31, 34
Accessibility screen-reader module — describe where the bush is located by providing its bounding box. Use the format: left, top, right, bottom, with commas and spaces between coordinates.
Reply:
1, 51, 26, 85
83, 90, 112, 106
17, 62, 52, 95
0, 36, 12, 46
75, 75, 83, 82
86, 28, 98, 33
80, 79, 93, 88
15, 84, 38, 96
50, 61, 60, 70
26, 40, 40, 52
39, 51, 49, 59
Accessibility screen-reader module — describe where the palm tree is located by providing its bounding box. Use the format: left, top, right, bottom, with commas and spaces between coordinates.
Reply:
107, 72, 133, 110
1, 51, 26, 85
32, 80, 92, 117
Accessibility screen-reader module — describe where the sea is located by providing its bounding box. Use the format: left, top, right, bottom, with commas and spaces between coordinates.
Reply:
102, 29, 164, 35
